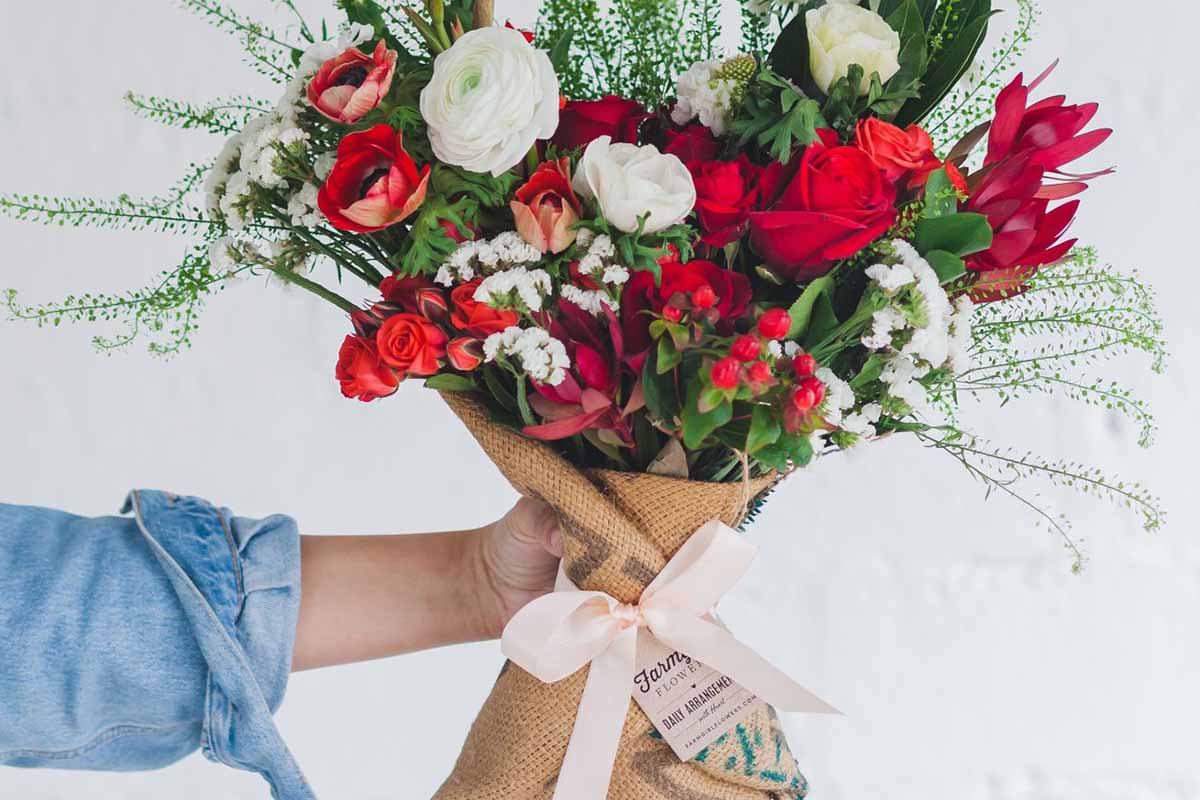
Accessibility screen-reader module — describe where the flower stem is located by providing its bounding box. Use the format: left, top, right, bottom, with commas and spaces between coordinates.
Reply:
270, 267, 360, 314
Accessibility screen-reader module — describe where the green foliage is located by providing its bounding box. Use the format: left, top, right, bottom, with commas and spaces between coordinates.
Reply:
4, 243, 243, 356
942, 249, 1167, 448
536, 0, 726, 107
914, 426, 1165, 572
124, 92, 271, 136
180, 0, 303, 81
925, 0, 1039, 153
894, 0, 997, 127
731, 69, 827, 163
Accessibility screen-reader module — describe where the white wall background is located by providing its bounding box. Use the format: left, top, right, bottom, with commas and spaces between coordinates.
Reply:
1, 1, 1196, 798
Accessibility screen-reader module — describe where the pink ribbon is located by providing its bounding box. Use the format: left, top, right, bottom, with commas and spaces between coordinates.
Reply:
501, 520, 839, 800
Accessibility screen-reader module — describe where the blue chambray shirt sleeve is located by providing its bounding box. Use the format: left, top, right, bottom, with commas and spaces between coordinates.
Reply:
0, 491, 315, 800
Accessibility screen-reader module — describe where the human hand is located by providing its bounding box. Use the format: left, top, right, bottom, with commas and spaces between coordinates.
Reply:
467, 497, 563, 639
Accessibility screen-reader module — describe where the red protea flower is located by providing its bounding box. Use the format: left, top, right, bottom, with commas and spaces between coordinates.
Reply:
965, 63, 1114, 302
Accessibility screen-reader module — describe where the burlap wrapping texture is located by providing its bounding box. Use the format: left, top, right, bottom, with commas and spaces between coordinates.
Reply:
435, 392, 808, 800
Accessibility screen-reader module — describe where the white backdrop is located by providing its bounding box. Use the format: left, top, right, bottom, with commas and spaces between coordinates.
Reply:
1, 2, 1197, 798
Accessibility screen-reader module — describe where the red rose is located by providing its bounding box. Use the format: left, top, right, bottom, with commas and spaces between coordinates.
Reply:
854, 118, 941, 187
662, 124, 722, 165
690, 155, 762, 247
450, 279, 520, 338
318, 125, 431, 233
510, 158, 582, 254
622, 260, 751, 354
552, 95, 649, 151
375, 313, 447, 377
307, 41, 398, 124
336, 335, 399, 402
749, 130, 898, 281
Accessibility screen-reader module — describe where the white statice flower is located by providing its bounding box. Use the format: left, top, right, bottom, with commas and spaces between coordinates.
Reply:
814, 366, 855, 424
435, 231, 543, 287
840, 403, 882, 437
219, 171, 252, 231
208, 237, 239, 274
204, 132, 245, 220
859, 239, 974, 418
474, 267, 553, 313
806, 3, 901, 95
484, 326, 570, 386
564, 234, 630, 315
947, 295, 974, 373
671, 59, 738, 136
573, 137, 696, 234
313, 152, 337, 181
286, 182, 323, 228
420, 26, 559, 176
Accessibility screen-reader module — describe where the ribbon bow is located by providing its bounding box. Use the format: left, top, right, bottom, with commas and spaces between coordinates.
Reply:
502, 520, 838, 800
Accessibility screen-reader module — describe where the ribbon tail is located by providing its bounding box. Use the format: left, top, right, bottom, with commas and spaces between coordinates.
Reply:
656, 616, 841, 715
552, 624, 638, 800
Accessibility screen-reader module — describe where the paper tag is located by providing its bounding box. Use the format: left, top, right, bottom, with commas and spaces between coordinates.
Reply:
630, 628, 766, 762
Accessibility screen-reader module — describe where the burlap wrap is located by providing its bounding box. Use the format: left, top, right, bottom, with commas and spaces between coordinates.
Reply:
435, 393, 808, 800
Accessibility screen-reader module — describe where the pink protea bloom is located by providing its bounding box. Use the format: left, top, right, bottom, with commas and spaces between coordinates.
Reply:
308, 41, 398, 124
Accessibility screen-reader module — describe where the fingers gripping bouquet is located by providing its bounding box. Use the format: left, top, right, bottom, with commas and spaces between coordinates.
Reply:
4, 0, 1169, 798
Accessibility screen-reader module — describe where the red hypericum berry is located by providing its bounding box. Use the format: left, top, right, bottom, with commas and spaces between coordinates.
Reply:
710, 357, 742, 390
748, 361, 773, 384
758, 308, 791, 340
800, 375, 826, 408
663, 305, 684, 323
790, 385, 817, 413
691, 284, 718, 310
793, 353, 818, 379
731, 335, 761, 362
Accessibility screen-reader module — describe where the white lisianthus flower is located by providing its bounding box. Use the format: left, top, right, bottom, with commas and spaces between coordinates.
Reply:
806, 4, 901, 96
420, 26, 560, 177
572, 136, 696, 234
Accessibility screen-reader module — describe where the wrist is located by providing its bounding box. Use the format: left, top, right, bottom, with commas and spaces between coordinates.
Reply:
458, 524, 510, 641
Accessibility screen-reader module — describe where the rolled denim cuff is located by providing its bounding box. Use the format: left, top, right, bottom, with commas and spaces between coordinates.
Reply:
125, 491, 313, 799
200, 511, 302, 764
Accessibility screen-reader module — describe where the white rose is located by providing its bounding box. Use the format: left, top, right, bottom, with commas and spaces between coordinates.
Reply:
572, 137, 696, 235
806, 4, 901, 96
420, 26, 560, 177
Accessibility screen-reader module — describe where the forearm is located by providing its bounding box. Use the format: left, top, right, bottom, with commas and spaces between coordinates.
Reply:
292, 528, 493, 672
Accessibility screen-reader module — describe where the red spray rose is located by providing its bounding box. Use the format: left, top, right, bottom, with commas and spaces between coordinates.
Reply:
552, 95, 649, 150
662, 124, 722, 164
307, 41, 398, 124
318, 125, 431, 233
690, 155, 763, 247
510, 158, 582, 254
450, 279, 519, 338
375, 313, 447, 377
447, 337, 485, 371
749, 129, 898, 281
622, 260, 752, 354
336, 335, 399, 402
854, 118, 942, 188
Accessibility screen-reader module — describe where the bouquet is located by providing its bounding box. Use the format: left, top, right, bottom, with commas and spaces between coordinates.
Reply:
3, 1, 1168, 798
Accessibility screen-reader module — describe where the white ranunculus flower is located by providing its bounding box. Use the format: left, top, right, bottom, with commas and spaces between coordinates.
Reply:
419, 26, 560, 177
806, 4, 901, 96
572, 137, 696, 235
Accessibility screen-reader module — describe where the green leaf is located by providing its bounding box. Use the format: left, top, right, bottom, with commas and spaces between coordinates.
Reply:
642, 347, 679, 425
547, 28, 574, 73
657, 336, 682, 374
850, 354, 887, 390
768, 2, 823, 91
803, 291, 840, 349
747, 406, 782, 454
922, 167, 958, 219
895, 0, 996, 127
925, 249, 968, 284
515, 374, 537, 427
914, 213, 993, 258
788, 275, 834, 339
425, 374, 477, 392
481, 365, 517, 413
682, 382, 733, 449
887, 0, 929, 80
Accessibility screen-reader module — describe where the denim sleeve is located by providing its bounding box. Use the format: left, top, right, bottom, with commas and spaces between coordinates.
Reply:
0, 491, 314, 799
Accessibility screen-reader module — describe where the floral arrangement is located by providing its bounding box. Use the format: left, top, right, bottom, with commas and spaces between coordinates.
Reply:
2, 0, 1165, 561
